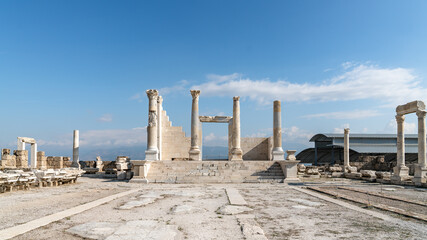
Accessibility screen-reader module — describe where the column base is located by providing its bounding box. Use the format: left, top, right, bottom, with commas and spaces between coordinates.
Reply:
272, 150, 285, 161
278, 160, 300, 180
391, 165, 410, 182
189, 148, 201, 161
131, 160, 151, 183
145, 149, 159, 160
230, 148, 243, 161
413, 165, 427, 185
71, 162, 81, 169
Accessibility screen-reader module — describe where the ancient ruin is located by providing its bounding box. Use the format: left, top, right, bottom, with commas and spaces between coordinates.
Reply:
131, 89, 298, 183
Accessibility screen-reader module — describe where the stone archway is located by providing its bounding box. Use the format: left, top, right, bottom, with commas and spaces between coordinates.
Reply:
17, 137, 37, 168
392, 100, 427, 185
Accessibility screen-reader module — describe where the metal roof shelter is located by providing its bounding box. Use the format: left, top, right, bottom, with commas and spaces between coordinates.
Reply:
303, 133, 420, 165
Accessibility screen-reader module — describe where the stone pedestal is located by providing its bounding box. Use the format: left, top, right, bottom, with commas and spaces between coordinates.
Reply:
72, 130, 81, 168
189, 90, 201, 160
37, 151, 48, 169
130, 160, 151, 183
272, 100, 285, 160
145, 89, 159, 160
278, 160, 300, 181
230, 96, 243, 161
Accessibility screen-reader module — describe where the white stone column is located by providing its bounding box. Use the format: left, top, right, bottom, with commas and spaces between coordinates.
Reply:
414, 110, 427, 184
72, 130, 80, 168
230, 96, 243, 160
157, 96, 163, 160
17, 139, 25, 150
392, 114, 409, 181
189, 90, 201, 160
145, 89, 159, 160
272, 100, 285, 160
31, 143, 37, 169
343, 128, 350, 167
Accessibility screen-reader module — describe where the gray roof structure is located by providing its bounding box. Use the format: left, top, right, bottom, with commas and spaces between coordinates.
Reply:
309, 133, 419, 154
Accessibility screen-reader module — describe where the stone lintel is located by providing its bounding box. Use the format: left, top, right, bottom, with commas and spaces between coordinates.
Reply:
17, 137, 36, 144
199, 116, 232, 123
396, 100, 426, 115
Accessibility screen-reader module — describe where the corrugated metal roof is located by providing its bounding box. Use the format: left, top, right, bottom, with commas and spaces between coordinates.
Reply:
310, 133, 418, 142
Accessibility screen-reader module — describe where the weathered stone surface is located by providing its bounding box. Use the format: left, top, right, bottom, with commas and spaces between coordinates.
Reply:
288, 198, 324, 207
360, 170, 376, 178
66, 220, 181, 240
217, 205, 253, 215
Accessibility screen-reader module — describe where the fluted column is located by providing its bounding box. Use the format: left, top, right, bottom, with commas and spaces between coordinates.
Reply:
414, 110, 427, 184
145, 89, 159, 160
189, 90, 201, 160
392, 114, 409, 180
71, 130, 80, 168
230, 96, 243, 160
272, 100, 285, 160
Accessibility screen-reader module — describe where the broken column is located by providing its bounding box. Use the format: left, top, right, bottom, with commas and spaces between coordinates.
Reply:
272, 100, 285, 160
1, 149, 16, 168
37, 151, 47, 169
343, 128, 350, 171
414, 110, 427, 184
145, 89, 159, 160
72, 130, 80, 168
392, 114, 409, 181
189, 90, 201, 160
14, 150, 28, 168
116, 156, 132, 180
230, 96, 243, 160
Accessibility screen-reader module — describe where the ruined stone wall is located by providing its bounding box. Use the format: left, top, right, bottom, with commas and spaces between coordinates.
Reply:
14, 150, 28, 168
228, 137, 272, 160
1, 149, 16, 168
160, 110, 192, 160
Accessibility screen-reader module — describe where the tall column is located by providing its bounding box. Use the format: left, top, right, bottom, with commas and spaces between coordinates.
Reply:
189, 90, 201, 160
414, 110, 427, 184
157, 96, 163, 160
145, 89, 159, 160
30, 143, 37, 169
343, 128, 350, 172
392, 114, 409, 181
72, 130, 80, 168
272, 100, 285, 160
230, 96, 243, 160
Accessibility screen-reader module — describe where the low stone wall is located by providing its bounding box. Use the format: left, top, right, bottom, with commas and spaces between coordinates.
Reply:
133, 160, 295, 183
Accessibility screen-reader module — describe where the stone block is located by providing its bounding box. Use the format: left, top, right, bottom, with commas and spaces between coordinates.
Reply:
360, 170, 376, 178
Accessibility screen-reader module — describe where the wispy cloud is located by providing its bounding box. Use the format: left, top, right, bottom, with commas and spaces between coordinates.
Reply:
130, 80, 189, 102
383, 119, 417, 134
303, 110, 380, 119
191, 63, 425, 105
97, 114, 113, 122
38, 128, 147, 147
333, 123, 350, 133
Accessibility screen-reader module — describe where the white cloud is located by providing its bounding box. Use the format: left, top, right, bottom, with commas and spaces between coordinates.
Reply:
98, 114, 113, 122
333, 123, 350, 133
284, 126, 313, 143
384, 119, 417, 134
39, 128, 147, 147
191, 64, 425, 105
303, 110, 380, 119
203, 133, 228, 146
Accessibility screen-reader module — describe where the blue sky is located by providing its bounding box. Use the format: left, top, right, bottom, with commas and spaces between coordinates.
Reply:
1, 0, 427, 160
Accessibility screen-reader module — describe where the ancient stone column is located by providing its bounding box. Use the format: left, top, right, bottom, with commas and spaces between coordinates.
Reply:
272, 100, 285, 160
189, 90, 201, 160
30, 143, 37, 169
145, 89, 159, 160
392, 114, 409, 180
414, 110, 427, 184
230, 96, 243, 160
343, 128, 350, 168
72, 130, 80, 168
157, 96, 163, 160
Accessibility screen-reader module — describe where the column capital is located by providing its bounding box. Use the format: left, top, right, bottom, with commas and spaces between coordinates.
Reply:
190, 90, 201, 99
344, 128, 350, 134
416, 110, 426, 118
146, 89, 159, 100
233, 96, 240, 101
395, 114, 405, 123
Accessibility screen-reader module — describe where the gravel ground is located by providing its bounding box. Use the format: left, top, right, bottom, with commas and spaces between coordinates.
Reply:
1, 177, 426, 240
